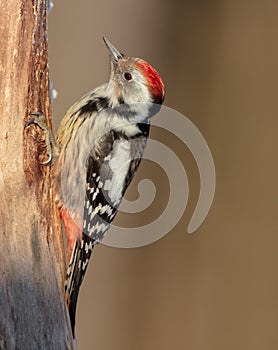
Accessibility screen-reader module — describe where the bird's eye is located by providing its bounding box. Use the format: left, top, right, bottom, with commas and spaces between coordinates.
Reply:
123, 72, 132, 81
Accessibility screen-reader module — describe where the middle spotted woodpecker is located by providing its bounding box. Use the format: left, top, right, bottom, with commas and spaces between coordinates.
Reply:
26, 37, 165, 340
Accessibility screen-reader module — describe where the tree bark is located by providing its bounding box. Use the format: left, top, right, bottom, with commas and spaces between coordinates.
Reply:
0, 1, 73, 349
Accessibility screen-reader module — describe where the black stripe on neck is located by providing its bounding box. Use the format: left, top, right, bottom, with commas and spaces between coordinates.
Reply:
79, 97, 109, 115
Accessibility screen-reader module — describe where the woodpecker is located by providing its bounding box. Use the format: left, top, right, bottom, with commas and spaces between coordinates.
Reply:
26, 38, 164, 340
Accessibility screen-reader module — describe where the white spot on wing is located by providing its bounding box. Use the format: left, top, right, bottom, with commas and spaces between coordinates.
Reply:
82, 259, 89, 271
90, 210, 95, 220
88, 205, 93, 216
92, 188, 99, 201
98, 181, 103, 188
99, 204, 113, 216
104, 154, 111, 161
94, 222, 108, 234
85, 242, 89, 253
89, 226, 95, 236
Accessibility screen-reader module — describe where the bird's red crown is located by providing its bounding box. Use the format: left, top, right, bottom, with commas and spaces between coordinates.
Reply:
137, 60, 165, 104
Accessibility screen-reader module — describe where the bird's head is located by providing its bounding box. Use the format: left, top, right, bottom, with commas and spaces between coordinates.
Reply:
103, 37, 165, 107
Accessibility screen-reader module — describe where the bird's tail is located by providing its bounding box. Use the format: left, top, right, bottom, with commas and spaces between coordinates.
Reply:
65, 233, 94, 338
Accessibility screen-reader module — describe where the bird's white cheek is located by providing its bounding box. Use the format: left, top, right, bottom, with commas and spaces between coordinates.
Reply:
122, 81, 151, 104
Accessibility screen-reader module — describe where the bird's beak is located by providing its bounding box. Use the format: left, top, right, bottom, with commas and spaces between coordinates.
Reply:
103, 37, 124, 62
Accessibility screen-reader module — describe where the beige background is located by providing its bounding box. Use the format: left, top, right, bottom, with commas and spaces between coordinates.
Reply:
49, 1, 278, 349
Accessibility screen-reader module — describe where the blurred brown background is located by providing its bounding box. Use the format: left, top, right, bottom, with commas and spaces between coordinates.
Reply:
48, 1, 278, 349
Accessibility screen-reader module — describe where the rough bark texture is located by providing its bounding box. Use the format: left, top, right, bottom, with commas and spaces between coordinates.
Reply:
0, 1, 73, 349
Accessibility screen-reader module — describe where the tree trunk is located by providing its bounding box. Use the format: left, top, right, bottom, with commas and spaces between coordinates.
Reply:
0, 1, 73, 349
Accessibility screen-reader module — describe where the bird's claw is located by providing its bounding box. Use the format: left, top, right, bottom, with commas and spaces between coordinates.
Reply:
25, 111, 57, 165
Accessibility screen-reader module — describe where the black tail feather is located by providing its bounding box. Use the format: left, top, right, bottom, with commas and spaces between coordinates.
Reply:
65, 233, 94, 337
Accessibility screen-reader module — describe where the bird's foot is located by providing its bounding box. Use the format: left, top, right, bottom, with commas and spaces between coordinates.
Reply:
25, 111, 60, 165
